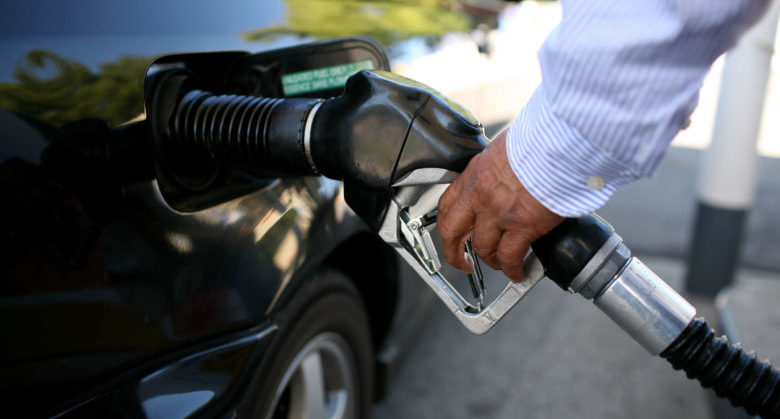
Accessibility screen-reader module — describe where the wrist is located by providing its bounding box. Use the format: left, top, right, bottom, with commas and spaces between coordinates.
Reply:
505, 89, 639, 217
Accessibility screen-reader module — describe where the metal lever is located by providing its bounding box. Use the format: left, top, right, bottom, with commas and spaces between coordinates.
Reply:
399, 210, 442, 274
400, 211, 487, 309
381, 168, 546, 335
464, 238, 487, 309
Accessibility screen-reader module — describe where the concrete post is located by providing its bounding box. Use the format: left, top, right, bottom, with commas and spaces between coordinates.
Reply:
685, 1, 780, 296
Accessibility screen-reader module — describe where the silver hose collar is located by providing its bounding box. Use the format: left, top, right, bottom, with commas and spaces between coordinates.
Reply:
594, 257, 696, 355
303, 100, 324, 175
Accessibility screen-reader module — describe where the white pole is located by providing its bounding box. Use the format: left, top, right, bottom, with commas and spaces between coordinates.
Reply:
686, 1, 780, 296
698, 1, 780, 209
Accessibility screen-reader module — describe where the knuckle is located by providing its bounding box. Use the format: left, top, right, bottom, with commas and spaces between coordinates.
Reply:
471, 232, 497, 261
469, 238, 487, 254
437, 219, 456, 239
481, 254, 501, 270
496, 246, 522, 267
470, 242, 492, 260
490, 192, 512, 209
438, 186, 455, 208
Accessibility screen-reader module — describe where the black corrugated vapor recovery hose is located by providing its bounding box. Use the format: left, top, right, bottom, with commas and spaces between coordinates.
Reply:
661, 318, 780, 418
169, 89, 322, 177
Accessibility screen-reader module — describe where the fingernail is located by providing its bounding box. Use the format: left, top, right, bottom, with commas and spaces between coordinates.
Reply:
463, 251, 475, 274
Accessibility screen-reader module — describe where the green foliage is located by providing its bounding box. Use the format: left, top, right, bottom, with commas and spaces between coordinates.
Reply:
0, 1, 480, 127
0, 50, 152, 127
242, 0, 471, 47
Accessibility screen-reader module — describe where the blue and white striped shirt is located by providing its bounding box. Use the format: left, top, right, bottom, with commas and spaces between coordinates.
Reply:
506, 0, 769, 217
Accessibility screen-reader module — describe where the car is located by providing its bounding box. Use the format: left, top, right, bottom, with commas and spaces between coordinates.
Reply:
0, 1, 503, 418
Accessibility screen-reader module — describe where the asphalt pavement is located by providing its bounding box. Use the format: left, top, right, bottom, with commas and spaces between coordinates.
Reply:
373, 145, 780, 419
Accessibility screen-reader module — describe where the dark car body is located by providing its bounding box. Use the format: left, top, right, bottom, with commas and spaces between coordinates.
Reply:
0, 1, 502, 417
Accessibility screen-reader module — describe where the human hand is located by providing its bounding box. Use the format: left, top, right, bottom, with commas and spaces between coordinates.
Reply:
437, 129, 564, 282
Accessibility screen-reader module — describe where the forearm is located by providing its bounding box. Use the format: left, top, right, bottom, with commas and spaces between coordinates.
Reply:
508, 0, 769, 216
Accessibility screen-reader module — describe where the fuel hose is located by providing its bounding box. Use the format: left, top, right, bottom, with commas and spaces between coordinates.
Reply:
533, 215, 780, 418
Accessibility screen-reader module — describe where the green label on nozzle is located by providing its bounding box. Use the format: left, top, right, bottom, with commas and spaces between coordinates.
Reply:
282, 60, 375, 96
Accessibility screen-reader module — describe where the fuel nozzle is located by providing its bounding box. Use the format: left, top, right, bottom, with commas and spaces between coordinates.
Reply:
308, 70, 487, 230
148, 69, 486, 224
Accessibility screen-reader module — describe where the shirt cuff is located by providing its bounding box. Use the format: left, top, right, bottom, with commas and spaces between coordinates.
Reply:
506, 88, 640, 217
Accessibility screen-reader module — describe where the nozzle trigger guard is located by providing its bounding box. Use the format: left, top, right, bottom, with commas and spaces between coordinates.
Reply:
381, 168, 546, 335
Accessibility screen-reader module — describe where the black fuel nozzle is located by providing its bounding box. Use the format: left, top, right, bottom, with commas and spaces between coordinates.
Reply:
148, 70, 486, 223
309, 70, 487, 230
531, 214, 622, 292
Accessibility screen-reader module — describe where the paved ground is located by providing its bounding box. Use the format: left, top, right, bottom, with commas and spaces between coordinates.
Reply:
373, 145, 780, 418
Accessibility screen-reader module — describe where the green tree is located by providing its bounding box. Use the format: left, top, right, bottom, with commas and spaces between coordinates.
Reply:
243, 0, 472, 48
0, 50, 152, 127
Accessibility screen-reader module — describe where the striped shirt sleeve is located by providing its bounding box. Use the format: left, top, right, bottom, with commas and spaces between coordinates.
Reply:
506, 0, 769, 217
